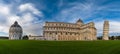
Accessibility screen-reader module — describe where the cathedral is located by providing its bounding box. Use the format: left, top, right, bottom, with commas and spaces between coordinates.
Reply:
43, 19, 97, 40
9, 21, 23, 40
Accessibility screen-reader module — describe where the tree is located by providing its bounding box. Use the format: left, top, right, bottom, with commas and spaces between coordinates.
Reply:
23, 35, 28, 40
97, 36, 102, 40
110, 36, 115, 40
116, 36, 120, 40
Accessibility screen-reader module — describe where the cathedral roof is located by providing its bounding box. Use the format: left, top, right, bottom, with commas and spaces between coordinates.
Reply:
11, 21, 21, 28
9, 21, 22, 33
77, 19, 83, 23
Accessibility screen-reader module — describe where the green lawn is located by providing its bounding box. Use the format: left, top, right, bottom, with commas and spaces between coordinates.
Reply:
0, 40, 120, 54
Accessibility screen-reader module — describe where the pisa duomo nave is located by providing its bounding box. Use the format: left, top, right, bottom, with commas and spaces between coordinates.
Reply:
43, 19, 97, 40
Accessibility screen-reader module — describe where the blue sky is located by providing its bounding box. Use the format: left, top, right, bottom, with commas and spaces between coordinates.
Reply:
0, 0, 120, 36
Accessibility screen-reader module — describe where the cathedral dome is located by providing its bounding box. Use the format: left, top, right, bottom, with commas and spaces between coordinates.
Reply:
9, 21, 23, 40
77, 19, 83, 23
11, 21, 21, 27
9, 21, 22, 33
76, 18, 84, 26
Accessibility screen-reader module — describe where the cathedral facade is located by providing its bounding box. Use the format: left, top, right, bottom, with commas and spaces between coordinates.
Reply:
43, 19, 97, 40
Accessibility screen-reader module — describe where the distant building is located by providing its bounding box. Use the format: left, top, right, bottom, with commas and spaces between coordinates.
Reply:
9, 21, 23, 40
102, 21, 109, 40
43, 19, 97, 40
28, 35, 45, 40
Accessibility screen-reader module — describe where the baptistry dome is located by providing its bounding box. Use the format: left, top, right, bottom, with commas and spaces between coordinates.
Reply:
9, 21, 23, 40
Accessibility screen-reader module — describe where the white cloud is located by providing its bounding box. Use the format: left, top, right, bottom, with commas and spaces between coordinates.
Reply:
55, 0, 120, 23
54, 1, 101, 23
95, 21, 104, 36
19, 3, 43, 16
18, 3, 44, 36
109, 21, 120, 33
0, 1, 44, 36
0, 5, 10, 15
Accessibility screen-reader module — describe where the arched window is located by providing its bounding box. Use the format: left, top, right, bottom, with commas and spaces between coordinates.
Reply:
66, 33, 68, 35
61, 32, 62, 35
55, 32, 57, 35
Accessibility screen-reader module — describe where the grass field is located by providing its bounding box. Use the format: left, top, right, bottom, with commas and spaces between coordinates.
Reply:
0, 40, 120, 54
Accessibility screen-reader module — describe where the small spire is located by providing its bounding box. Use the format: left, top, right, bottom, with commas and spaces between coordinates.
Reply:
77, 18, 83, 23
14, 21, 18, 25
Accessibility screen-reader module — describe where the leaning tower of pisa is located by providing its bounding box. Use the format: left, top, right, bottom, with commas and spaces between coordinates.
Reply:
102, 21, 109, 40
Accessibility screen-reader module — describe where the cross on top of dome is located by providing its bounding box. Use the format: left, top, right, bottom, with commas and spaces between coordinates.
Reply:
14, 21, 18, 25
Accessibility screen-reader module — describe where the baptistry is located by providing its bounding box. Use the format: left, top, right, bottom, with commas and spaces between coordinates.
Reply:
9, 21, 23, 40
